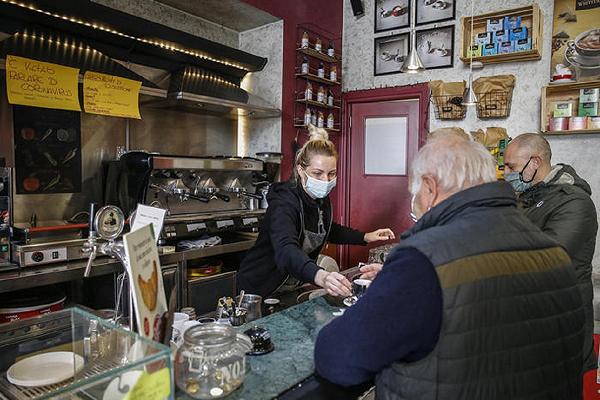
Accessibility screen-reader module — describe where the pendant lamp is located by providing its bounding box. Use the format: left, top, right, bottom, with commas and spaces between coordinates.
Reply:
462, 0, 479, 106
401, 2, 425, 74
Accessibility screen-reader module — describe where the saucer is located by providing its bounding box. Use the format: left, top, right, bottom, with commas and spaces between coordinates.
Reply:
565, 49, 600, 69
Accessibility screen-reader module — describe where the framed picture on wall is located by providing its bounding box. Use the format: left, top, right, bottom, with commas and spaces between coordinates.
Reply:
415, 0, 455, 26
374, 33, 410, 76
375, 0, 410, 33
415, 26, 454, 69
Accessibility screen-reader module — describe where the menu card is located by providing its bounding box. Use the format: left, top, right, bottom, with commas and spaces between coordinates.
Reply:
123, 224, 167, 340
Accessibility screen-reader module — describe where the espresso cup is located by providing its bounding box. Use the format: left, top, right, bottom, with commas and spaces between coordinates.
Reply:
352, 279, 372, 299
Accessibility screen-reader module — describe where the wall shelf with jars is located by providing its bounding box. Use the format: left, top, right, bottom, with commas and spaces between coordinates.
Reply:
294, 23, 342, 135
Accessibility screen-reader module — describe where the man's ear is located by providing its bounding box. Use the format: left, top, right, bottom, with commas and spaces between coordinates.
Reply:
421, 174, 438, 204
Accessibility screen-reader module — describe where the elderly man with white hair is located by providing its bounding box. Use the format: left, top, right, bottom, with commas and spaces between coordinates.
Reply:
314, 135, 585, 399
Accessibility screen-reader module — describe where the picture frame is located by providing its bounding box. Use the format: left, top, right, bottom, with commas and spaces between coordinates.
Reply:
374, 33, 411, 76
415, 25, 454, 69
374, 0, 410, 33
415, 0, 456, 26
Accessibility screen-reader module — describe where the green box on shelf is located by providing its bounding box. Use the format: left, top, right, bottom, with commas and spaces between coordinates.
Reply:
579, 102, 599, 117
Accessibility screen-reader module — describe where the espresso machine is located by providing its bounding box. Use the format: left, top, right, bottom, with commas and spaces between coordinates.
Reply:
109, 152, 266, 244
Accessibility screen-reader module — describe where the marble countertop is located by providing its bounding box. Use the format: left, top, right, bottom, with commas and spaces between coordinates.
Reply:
177, 297, 340, 400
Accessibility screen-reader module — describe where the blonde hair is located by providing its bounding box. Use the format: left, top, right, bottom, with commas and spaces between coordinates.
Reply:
294, 125, 338, 180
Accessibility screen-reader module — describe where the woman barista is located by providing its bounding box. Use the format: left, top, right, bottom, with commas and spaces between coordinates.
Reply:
236, 127, 395, 298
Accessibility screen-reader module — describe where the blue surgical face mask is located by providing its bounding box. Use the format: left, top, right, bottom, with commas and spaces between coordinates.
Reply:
303, 170, 336, 199
506, 157, 537, 193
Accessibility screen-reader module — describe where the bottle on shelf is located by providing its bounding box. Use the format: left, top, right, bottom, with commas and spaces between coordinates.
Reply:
327, 112, 334, 129
311, 109, 317, 126
327, 42, 335, 57
304, 108, 312, 126
315, 37, 322, 52
317, 62, 325, 78
317, 111, 324, 128
301, 57, 309, 75
305, 82, 313, 101
301, 31, 309, 49
317, 86, 325, 103
327, 90, 334, 107
330, 65, 337, 82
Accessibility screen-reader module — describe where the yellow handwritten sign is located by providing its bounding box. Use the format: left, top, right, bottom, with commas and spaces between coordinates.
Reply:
124, 368, 171, 400
83, 71, 141, 119
5, 55, 81, 111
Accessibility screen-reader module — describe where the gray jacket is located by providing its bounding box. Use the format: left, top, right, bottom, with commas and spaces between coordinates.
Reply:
377, 181, 584, 400
519, 164, 598, 371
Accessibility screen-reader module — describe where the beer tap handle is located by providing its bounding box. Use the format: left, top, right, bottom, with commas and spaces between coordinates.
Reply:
88, 203, 97, 235
83, 246, 97, 278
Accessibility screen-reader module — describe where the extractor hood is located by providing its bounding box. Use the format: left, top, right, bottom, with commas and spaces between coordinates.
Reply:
0, 0, 281, 118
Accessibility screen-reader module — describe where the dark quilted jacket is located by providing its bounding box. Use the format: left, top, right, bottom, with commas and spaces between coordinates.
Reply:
519, 164, 598, 372
376, 181, 585, 400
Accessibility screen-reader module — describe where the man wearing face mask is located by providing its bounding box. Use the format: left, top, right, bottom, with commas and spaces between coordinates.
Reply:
236, 126, 394, 299
505, 132, 598, 373
315, 135, 584, 399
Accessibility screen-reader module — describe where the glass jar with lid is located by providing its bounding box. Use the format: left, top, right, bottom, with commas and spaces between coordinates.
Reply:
175, 323, 252, 399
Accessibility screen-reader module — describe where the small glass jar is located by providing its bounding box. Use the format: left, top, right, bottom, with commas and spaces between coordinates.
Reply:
175, 323, 252, 399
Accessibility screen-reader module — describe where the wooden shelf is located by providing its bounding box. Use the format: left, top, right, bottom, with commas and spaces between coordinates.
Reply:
540, 80, 600, 133
295, 99, 340, 109
297, 47, 340, 63
460, 4, 542, 65
542, 129, 600, 136
294, 124, 340, 132
295, 73, 340, 86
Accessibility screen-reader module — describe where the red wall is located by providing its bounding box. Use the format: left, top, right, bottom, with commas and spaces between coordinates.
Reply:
241, 0, 344, 178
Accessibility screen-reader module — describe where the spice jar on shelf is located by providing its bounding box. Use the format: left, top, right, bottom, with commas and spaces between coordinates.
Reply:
315, 37, 322, 52
305, 82, 313, 101
317, 62, 325, 78
327, 113, 334, 129
330, 65, 337, 82
327, 42, 335, 57
311, 109, 317, 126
304, 108, 312, 126
317, 111, 324, 128
301, 57, 309, 75
317, 86, 325, 103
301, 31, 309, 49
327, 90, 334, 107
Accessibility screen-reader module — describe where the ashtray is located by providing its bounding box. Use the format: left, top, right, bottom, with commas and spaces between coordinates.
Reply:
243, 326, 274, 356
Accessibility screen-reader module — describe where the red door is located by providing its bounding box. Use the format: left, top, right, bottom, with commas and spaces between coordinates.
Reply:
341, 99, 422, 267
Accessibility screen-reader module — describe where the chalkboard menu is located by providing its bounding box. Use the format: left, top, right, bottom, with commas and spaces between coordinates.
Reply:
13, 106, 82, 194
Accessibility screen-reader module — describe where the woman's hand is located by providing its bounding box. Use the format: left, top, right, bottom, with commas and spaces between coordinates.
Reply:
364, 228, 395, 243
359, 263, 383, 280
315, 270, 352, 297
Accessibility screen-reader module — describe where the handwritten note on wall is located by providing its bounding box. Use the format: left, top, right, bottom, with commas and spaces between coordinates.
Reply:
83, 71, 141, 119
5, 55, 81, 111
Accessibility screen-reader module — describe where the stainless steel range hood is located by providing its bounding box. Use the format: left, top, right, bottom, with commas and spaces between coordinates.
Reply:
142, 66, 280, 119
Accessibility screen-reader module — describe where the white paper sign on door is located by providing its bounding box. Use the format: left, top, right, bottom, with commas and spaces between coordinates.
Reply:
123, 224, 167, 340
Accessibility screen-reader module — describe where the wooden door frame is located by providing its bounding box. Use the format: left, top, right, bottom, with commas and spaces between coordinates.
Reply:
337, 84, 430, 267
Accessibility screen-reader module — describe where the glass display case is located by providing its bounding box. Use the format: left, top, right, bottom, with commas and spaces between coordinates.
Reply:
0, 307, 173, 400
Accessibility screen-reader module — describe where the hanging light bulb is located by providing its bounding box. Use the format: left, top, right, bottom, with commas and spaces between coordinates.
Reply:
401, 1, 425, 74
401, 30, 425, 74
462, 0, 479, 106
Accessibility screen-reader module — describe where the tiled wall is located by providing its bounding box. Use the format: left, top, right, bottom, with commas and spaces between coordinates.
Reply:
343, 0, 600, 270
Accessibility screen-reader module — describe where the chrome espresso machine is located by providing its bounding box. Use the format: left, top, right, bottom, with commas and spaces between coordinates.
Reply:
108, 152, 267, 244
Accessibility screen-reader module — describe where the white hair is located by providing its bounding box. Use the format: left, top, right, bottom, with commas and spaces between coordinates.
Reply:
410, 135, 497, 195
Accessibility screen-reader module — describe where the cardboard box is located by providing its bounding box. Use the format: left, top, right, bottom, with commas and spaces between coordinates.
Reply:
494, 30, 509, 43
487, 18, 504, 32
475, 32, 492, 46
589, 116, 600, 129
482, 43, 498, 56
504, 15, 522, 30
553, 102, 573, 117
580, 88, 600, 103
514, 38, 532, 51
579, 102, 599, 117
466, 45, 482, 58
509, 27, 528, 41
498, 41, 515, 54
569, 116, 588, 130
